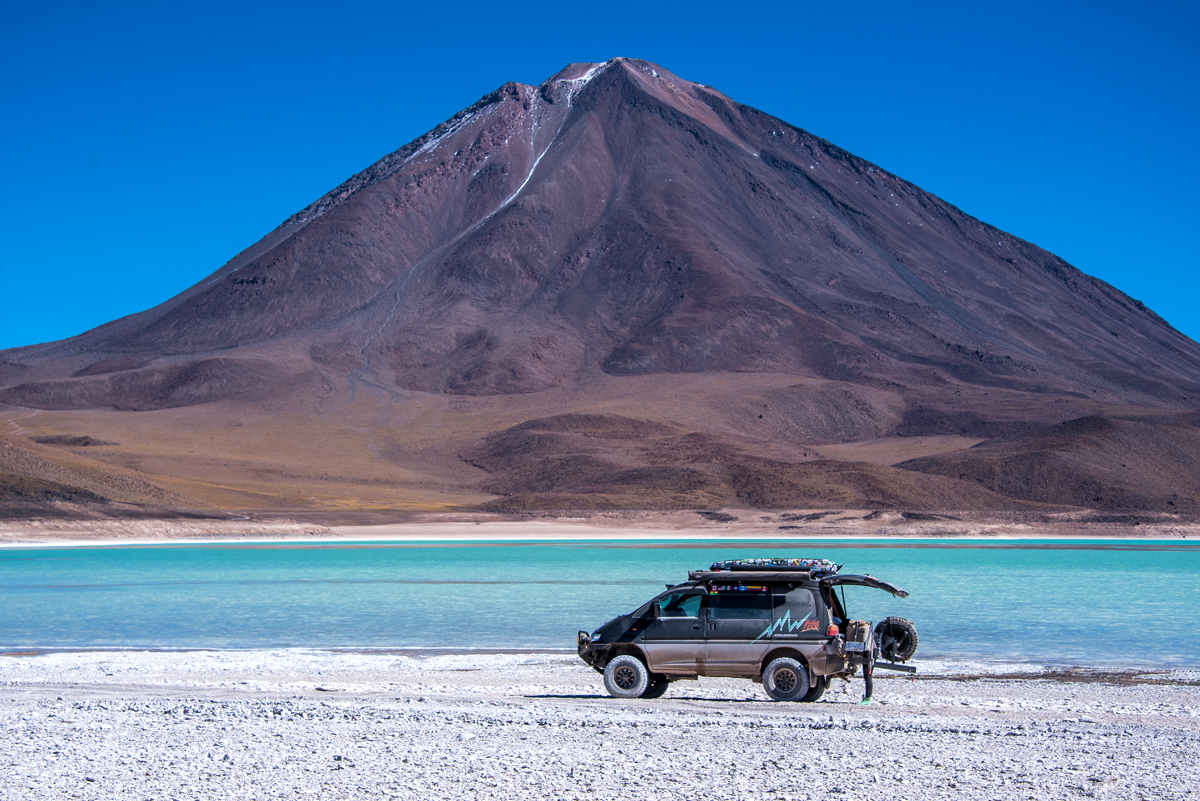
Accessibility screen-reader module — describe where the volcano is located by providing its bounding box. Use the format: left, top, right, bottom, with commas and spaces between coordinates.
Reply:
3, 58, 1199, 516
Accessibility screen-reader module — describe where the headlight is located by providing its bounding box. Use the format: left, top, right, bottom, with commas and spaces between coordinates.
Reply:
591, 631, 602, 642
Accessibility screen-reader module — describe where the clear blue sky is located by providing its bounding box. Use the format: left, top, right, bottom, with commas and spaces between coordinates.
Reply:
2, 0, 1197, 350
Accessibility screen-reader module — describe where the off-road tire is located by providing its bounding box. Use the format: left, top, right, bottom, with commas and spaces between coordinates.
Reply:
874, 616, 919, 662
603, 655, 650, 698
762, 657, 810, 702
640, 674, 670, 699
800, 675, 829, 702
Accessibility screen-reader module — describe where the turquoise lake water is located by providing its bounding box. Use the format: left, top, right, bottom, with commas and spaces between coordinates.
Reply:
1, 539, 1197, 667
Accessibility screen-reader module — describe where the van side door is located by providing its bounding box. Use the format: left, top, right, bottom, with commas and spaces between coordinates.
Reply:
640, 589, 706, 674
703, 586, 773, 677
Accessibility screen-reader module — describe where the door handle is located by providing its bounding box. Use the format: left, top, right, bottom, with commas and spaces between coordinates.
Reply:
691, 624, 700, 630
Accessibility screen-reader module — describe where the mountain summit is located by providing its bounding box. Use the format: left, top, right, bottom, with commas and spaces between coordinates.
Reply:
3, 58, 1200, 515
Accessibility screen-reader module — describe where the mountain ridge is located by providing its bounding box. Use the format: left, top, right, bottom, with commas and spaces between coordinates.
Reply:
2, 57, 1198, 515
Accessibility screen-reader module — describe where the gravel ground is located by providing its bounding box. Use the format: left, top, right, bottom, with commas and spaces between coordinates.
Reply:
1, 651, 1197, 800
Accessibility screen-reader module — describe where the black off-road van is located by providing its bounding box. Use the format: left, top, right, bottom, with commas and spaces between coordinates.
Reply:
577, 558, 917, 701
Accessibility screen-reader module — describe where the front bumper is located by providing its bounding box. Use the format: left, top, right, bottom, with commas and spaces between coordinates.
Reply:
577, 631, 612, 669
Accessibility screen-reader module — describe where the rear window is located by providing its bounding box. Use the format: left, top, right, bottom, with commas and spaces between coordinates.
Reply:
780, 587, 816, 611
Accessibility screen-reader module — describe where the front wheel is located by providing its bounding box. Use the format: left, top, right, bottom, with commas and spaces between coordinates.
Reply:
762, 657, 810, 702
603, 655, 649, 698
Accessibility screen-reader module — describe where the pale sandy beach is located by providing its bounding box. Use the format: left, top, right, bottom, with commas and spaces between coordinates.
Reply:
2, 509, 1199, 547
1, 650, 1197, 800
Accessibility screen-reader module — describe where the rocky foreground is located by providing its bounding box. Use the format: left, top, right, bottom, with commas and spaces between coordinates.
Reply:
1, 651, 1197, 800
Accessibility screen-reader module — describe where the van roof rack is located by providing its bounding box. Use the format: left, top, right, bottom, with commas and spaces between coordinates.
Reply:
688, 570, 814, 582
706, 558, 841, 576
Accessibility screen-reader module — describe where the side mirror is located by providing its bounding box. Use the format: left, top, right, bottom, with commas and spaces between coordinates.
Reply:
651, 602, 662, 619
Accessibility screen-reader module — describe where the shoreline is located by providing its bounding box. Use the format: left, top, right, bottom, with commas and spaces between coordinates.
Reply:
5, 536, 1199, 549
2, 647, 1197, 676
2, 510, 1199, 547
3, 533, 1197, 549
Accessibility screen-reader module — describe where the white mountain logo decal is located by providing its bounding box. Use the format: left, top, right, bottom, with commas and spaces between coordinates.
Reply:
754, 609, 813, 641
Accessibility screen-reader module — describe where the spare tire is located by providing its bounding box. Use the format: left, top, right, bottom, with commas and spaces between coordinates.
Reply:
874, 616, 918, 662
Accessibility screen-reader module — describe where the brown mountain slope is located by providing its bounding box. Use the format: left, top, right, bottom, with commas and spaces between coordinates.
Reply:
1, 58, 1198, 515
898, 413, 1200, 512
464, 413, 1055, 512
0, 434, 196, 513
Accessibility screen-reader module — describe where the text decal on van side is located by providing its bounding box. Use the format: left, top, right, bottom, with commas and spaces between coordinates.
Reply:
754, 609, 813, 641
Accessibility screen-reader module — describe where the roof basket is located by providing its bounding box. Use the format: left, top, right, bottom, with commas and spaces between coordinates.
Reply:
707, 558, 841, 577
688, 569, 812, 582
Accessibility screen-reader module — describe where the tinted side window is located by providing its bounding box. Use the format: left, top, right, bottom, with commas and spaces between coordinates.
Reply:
660, 591, 704, 617
708, 592, 772, 619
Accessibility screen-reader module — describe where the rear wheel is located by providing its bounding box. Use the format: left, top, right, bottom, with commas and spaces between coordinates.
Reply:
800, 675, 829, 702
603, 655, 649, 698
874, 617, 919, 662
762, 657, 809, 702
640, 674, 670, 699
